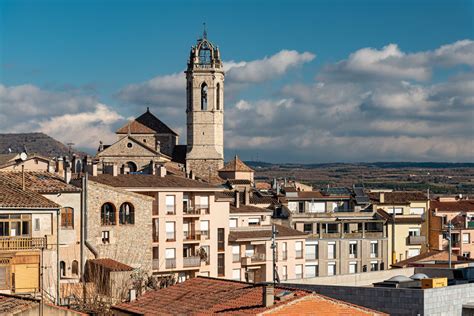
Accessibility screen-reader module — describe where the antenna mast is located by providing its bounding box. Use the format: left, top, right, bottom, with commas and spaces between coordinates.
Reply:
271, 224, 279, 286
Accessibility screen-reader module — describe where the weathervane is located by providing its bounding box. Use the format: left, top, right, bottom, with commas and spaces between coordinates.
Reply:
203, 22, 207, 39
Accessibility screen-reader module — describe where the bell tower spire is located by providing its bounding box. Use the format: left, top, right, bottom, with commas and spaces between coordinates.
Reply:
185, 30, 224, 179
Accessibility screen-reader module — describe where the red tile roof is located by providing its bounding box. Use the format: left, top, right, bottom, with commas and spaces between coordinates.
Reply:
0, 294, 38, 314
89, 174, 218, 189
230, 205, 273, 214
116, 109, 178, 135
376, 209, 423, 224
220, 156, 254, 172
229, 224, 307, 241
4, 171, 81, 193
88, 258, 134, 272
391, 250, 474, 268
369, 191, 427, 204
431, 200, 474, 213
0, 174, 60, 209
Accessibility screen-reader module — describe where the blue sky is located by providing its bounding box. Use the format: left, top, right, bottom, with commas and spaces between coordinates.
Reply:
1, 0, 473, 162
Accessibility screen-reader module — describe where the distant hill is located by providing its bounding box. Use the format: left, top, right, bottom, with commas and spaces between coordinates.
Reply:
245, 161, 474, 169
0, 132, 81, 158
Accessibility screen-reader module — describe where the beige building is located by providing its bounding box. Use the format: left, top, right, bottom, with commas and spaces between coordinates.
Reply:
185, 32, 224, 178
429, 197, 474, 258
280, 188, 389, 276
0, 153, 52, 172
218, 155, 255, 185
370, 191, 429, 265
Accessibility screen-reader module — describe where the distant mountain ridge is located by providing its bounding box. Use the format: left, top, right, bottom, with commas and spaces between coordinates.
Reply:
245, 161, 474, 169
0, 132, 81, 158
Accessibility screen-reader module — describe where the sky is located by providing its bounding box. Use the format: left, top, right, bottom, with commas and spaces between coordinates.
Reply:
0, 0, 473, 163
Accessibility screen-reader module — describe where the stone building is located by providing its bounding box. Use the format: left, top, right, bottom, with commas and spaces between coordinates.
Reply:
185, 32, 225, 178
218, 155, 254, 185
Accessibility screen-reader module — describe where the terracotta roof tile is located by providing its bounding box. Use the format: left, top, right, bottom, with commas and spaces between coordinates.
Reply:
230, 205, 273, 214
89, 174, 218, 189
88, 258, 134, 272
391, 250, 474, 268
376, 209, 423, 224
229, 224, 307, 241
431, 200, 474, 212
117, 109, 178, 136
369, 191, 427, 204
4, 171, 81, 193
0, 174, 60, 209
220, 156, 254, 172
0, 294, 38, 314
116, 120, 156, 134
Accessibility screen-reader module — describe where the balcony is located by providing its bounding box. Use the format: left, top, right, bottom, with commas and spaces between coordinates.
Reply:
152, 259, 160, 270
183, 256, 201, 268
0, 237, 46, 250
364, 232, 384, 238
183, 207, 200, 216
241, 253, 266, 265
406, 235, 426, 245
232, 254, 240, 262
165, 258, 176, 269
195, 205, 210, 215
183, 231, 201, 242
321, 233, 341, 239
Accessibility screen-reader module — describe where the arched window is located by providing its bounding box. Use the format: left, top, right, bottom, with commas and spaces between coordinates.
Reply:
201, 83, 208, 110
126, 161, 137, 173
60, 261, 66, 277
101, 203, 116, 226
216, 83, 220, 110
71, 260, 79, 276
119, 202, 135, 225
61, 207, 74, 229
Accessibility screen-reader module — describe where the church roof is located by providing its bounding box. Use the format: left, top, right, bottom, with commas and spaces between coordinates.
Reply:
116, 108, 178, 136
219, 156, 254, 172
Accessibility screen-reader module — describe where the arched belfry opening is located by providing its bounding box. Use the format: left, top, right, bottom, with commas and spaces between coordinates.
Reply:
216, 83, 221, 110
201, 83, 208, 110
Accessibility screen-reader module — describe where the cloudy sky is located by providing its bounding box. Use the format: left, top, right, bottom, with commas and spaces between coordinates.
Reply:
0, 0, 473, 163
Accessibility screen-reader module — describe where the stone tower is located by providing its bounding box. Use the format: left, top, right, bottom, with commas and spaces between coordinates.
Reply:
185, 31, 224, 179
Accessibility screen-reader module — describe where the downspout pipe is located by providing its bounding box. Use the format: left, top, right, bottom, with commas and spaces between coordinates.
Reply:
82, 173, 99, 259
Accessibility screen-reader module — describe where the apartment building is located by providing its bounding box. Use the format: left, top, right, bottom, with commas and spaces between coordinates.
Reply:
88, 170, 232, 282
0, 174, 60, 299
370, 191, 429, 264
429, 197, 474, 258
226, 201, 306, 283
280, 187, 388, 276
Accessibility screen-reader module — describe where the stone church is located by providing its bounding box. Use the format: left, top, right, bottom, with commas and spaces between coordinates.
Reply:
96, 32, 225, 179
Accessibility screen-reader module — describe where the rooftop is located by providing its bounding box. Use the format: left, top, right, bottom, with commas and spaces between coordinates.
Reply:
376, 209, 423, 224
229, 224, 307, 241
219, 155, 254, 172
87, 258, 134, 272
89, 174, 218, 190
0, 294, 38, 314
230, 205, 273, 214
4, 171, 81, 193
369, 191, 427, 204
391, 250, 474, 268
112, 277, 383, 316
431, 199, 474, 212
116, 108, 178, 136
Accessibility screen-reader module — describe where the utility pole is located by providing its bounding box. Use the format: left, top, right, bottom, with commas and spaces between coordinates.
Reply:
392, 208, 396, 265
271, 224, 279, 286
40, 246, 44, 316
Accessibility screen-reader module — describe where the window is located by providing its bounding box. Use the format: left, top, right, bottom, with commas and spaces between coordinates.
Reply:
349, 262, 357, 274
0, 266, 8, 290
463, 252, 471, 258
165, 195, 175, 214
101, 203, 116, 226
305, 265, 318, 278
71, 260, 78, 276
152, 218, 159, 242
232, 245, 240, 262
370, 261, 378, 271
295, 264, 303, 279
309, 202, 325, 213
199, 196, 209, 213
218, 228, 225, 251
232, 269, 241, 281
218, 254, 225, 276
0, 214, 31, 237
303, 223, 313, 234
410, 207, 425, 215
153, 247, 159, 267
328, 242, 336, 259
216, 83, 221, 110
166, 222, 175, 241
34, 218, 40, 231
248, 218, 260, 226
281, 242, 288, 260
119, 203, 134, 225
305, 242, 318, 260
295, 241, 303, 259
408, 248, 420, 258
388, 207, 403, 215
165, 248, 176, 269
202, 245, 210, 264
463, 233, 470, 244
101, 231, 110, 244
349, 241, 357, 258
127, 142, 133, 148
282, 265, 288, 281
126, 161, 137, 173
245, 244, 254, 257
408, 228, 421, 236
201, 83, 208, 110
60, 261, 66, 278
370, 241, 378, 258
229, 218, 238, 228
200, 220, 209, 239
328, 262, 336, 276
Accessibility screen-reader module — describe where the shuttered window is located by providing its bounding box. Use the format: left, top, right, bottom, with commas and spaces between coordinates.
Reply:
61, 207, 74, 229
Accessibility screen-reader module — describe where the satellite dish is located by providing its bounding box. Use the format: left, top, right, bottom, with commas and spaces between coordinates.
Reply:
19, 152, 28, 161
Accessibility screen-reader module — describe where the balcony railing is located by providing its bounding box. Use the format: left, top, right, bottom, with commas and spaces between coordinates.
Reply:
0, 237, 46, 250
365, 232, 384, 238
165, 258, 176, 269
183, 231, 201, 241
152, 259, 160, 270
183, 207, 200, 216
183, 256, 201, 268
195, 205, 210, 214
321, 233, 341, 239
406, 235, 426, 245
241, 253, 266, 265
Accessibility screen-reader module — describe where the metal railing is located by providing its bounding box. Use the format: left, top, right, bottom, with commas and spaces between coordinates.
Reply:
183, 207, 200, 215
407, 235, 426, 245
183, 256, 201, 267
152, 259, 160, 270
201, 230, 210, 240
250, 253, 266, 263
183, 231, 201, 241
165, 258, 176, 269
0, 237, 46, 250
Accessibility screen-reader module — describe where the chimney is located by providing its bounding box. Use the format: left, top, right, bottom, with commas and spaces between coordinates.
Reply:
64, 159, 72, 183
158, 165, 166, 177
92, 162, 98, 176
244, 187, 250, 206
71, 155, 77, 173
128, 289, 136, 302
380, 192, 385, 204
56, 157, 63, 174
263, 284, 274, 308
156, 140, 161, 152
112, 163, 118, 177
150, 161, 156, 175
235, 190, 240, 208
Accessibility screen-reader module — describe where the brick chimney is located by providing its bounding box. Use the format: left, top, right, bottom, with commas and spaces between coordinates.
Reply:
263, 284, 274, 308
235, 190, 240, 208
158, 165, 166, 177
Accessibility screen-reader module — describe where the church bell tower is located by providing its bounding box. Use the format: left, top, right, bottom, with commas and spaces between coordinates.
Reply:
185, 29, 224, 179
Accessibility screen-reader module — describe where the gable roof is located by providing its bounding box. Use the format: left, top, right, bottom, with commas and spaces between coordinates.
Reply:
391, 250, 474, 268
97, 135, 171, 160
376, 209, 423, 224
5, 171, 81, 194
220, 155, 254, 172
0, 294, 38, 314
431, 199, 474, 212
0, 174, 60, 209
369, 191, 427, 204
230, 205, 273, 214
117, 109, 178, 136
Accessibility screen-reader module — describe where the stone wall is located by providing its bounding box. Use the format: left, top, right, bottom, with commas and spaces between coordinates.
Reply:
87, 181, 154, 273
186, 158, 223, 180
